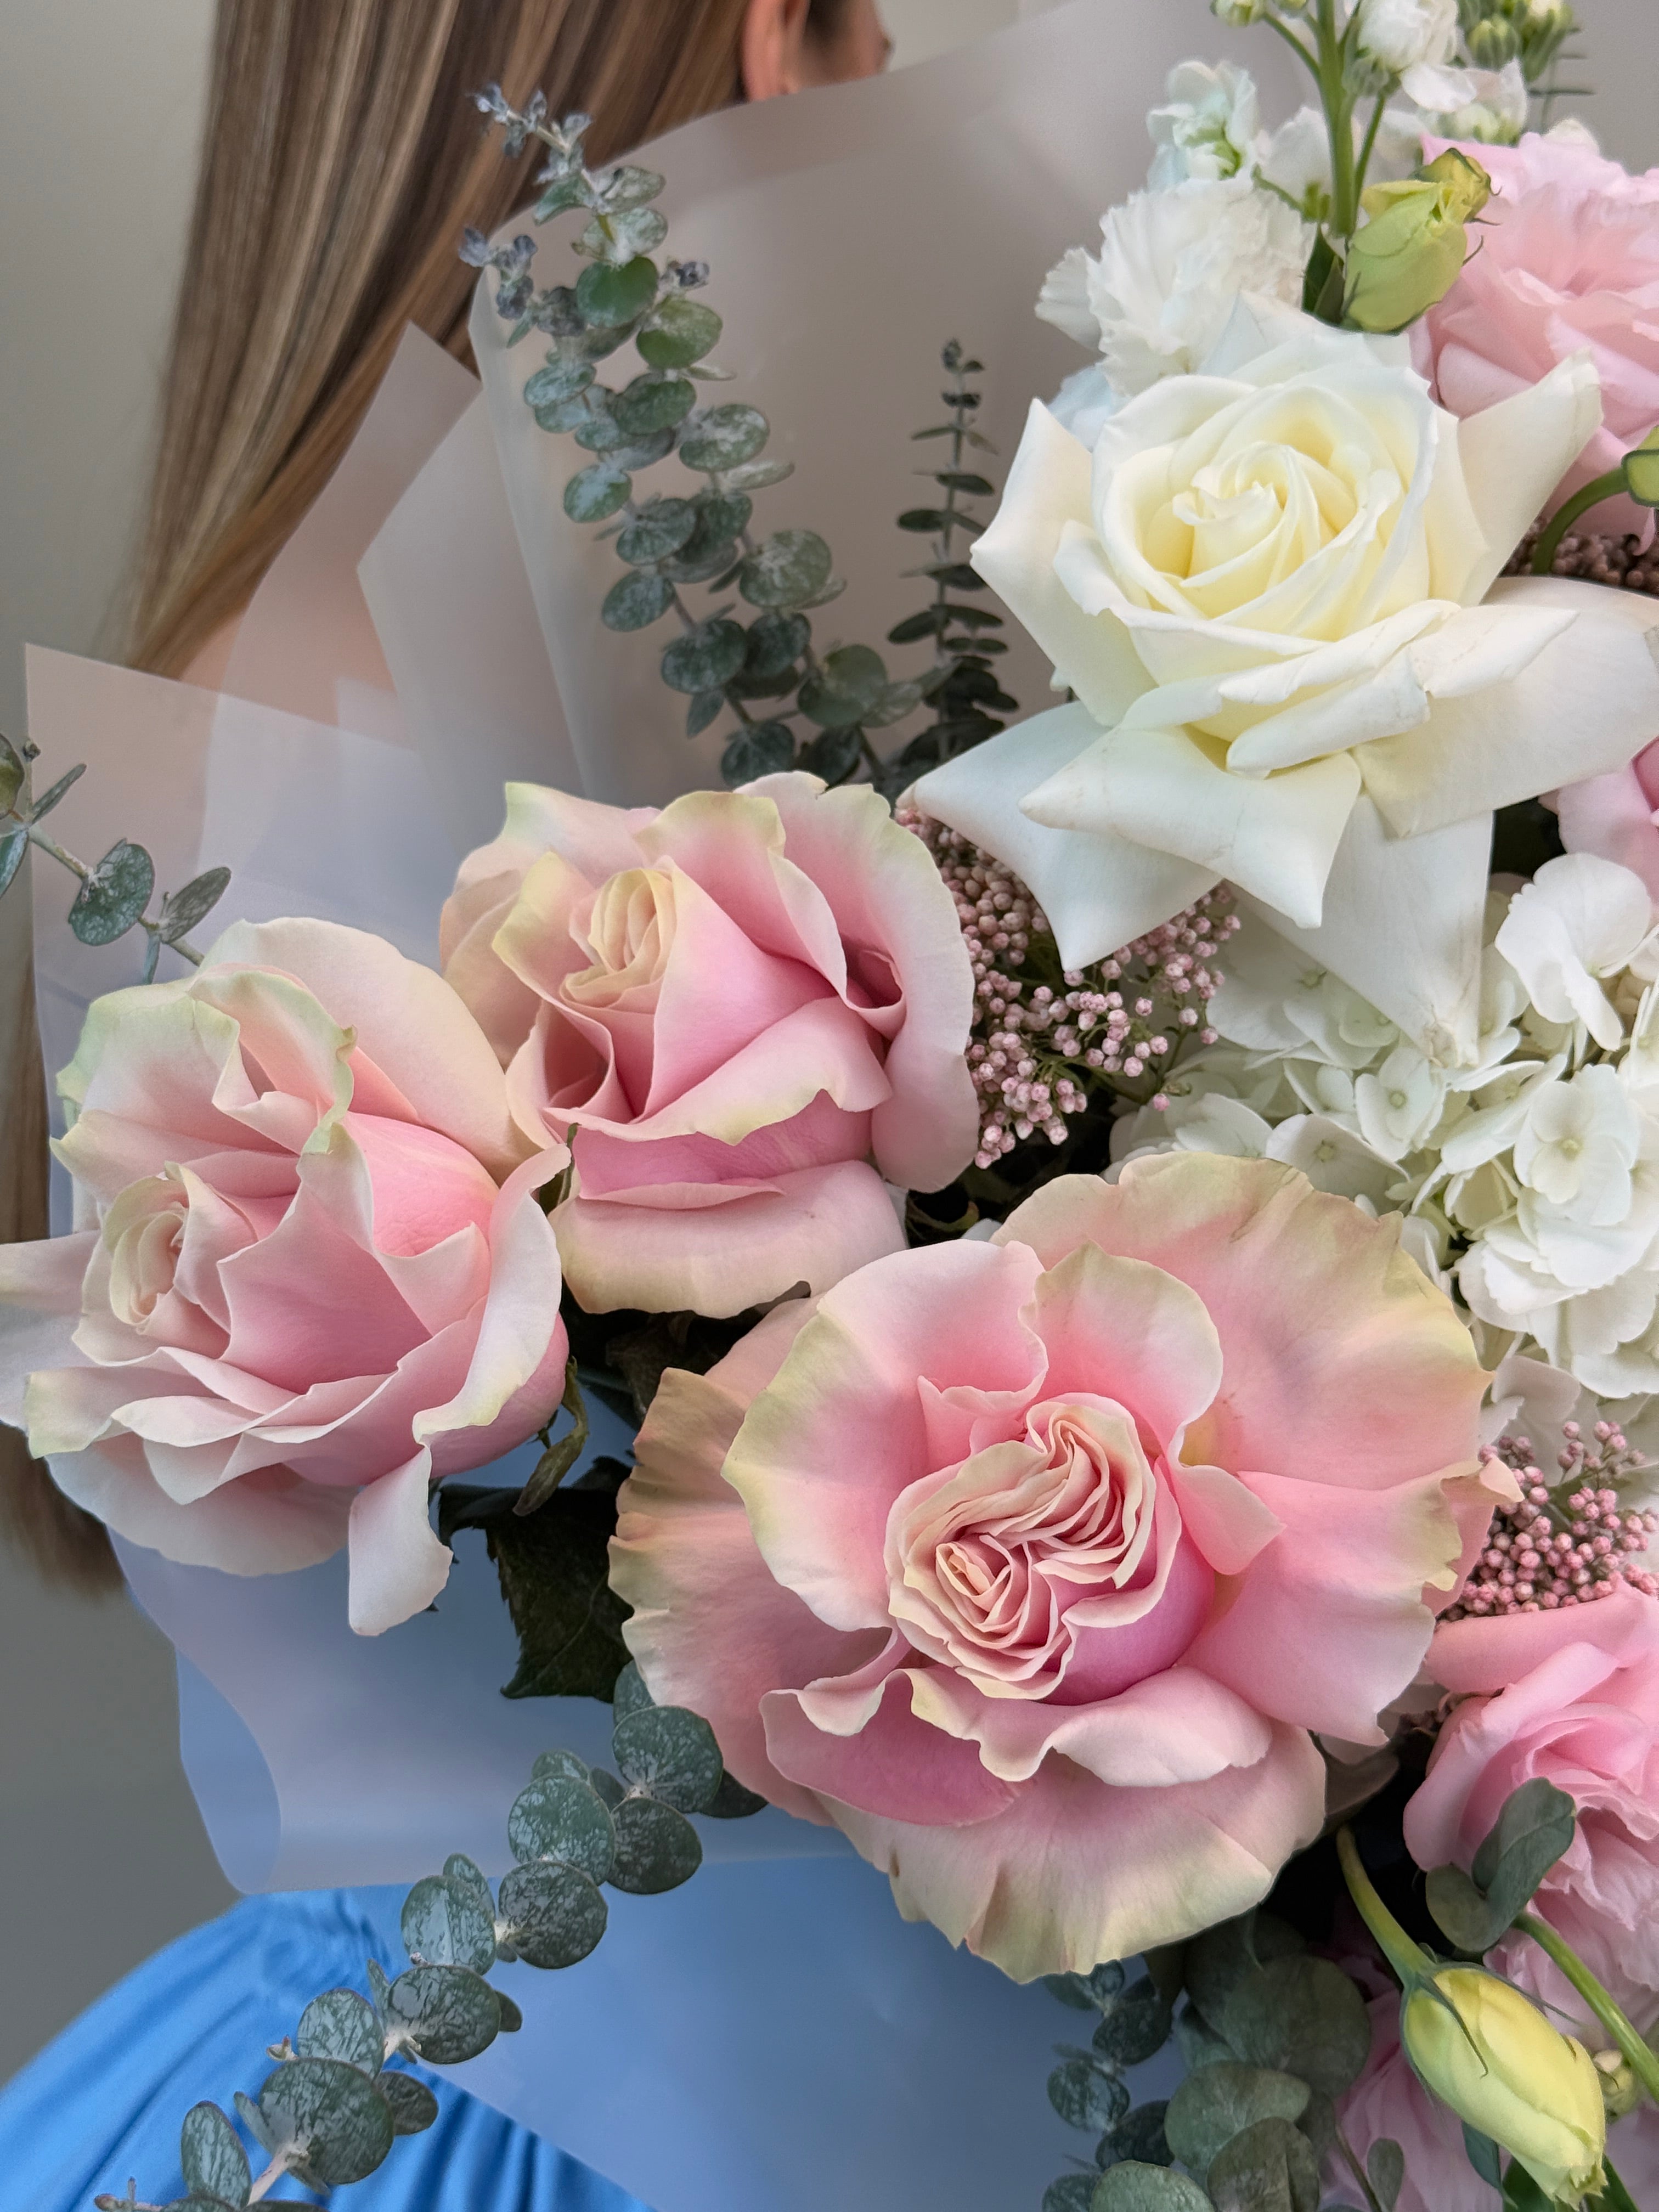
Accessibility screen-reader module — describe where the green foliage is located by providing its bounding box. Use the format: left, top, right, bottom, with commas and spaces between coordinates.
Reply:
439, 1480, 632, 1701
1426, 1778, 1577, 1955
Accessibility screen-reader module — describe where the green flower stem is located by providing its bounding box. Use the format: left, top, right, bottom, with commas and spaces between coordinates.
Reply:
1261, 10, 1320, 77
1352, 89, 1389, 205
1316, 0, 1360, 239
1514, 1913, 1659, 2108
1337, 1825, 1436, 1989
1336, 2119, 1389, 2212
1530, 470, 1628, 573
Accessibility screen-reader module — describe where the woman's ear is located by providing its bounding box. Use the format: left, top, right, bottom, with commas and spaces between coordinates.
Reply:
740, 0, 817, 101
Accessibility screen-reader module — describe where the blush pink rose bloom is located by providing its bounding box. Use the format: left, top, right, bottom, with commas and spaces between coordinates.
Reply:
1415, 132, 1659, 546
1406, 1588, 1659, 2039
612, 1154, 1494, 1978
440, 774, 978, 1319
0, 919, 571, 1634
1555, 735, 1659, 902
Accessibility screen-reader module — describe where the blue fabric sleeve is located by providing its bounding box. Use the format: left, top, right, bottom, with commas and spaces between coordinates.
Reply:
0, 1888, 650, 2211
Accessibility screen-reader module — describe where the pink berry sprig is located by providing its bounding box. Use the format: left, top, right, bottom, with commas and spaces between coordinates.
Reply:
1446, 1419, 1659, 1620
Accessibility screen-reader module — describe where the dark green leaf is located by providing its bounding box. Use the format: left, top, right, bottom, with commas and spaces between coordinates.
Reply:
477, 1485, 632, 1700
233, 2090, 273, 2155
534, 173, 591, 221
679, 404, 769, 473
588, 1765, 626, 1809
800, 724, 862, 784
1165, 2065, 1310, 2185
898, 508, 957, 532
497, 1859, 608, 1968
530, 1752, 589, 1787
385, 1966, 501, 2067
660, 533, 741, 586
1044, 2181, 1098, 2212
575, 255, 659, 329
697, 492, 753, 542
1220, 1957, 1372, 2098
1367, 2140, 1404, 2212
179, 2104, 250, 2208
932, 471, 996, 495
1092, 2164, 1212, 2212
1206, 2117, 1321, 2212
866, 679, 926, 729
612, 372, 695, 437
1505, 2164, 1554, 2211
563, 463, 631, 523
661, 618, 747, 695
637, 295, 724, 370
721, 721, 795, 785
686, 690, 726, 738
506, 1776, 614, 1882
607, 1796, 702, 1892
1175, 2002, 1235, 2073
799, 642, 887, 728
365, 1958, 393, 2019
600, 165, 666, 211
706, 1770, 768, 1818
69, 840, 154, 946
495, 1991, 523, 2034
1101, 2102, 1172, 2169
0, 827, 26, 898
378, 2071, 438, 2137
296, 1988, 384, 2071
1425, 1863, 1506, 1955
617, 499, 698, 563
888, 608, 951, 644
612, 1660, 653, 1720
1093, 1977, 1173, 2068
742, 611, 810, 681
159, 867, 231, 944
603, 571, 675, 631
1186, 1912, 1306, 2032
1294, 2088, 1337, 2163
613, 1704, 723, 1814
400, 1876, 497, 1976
1472, 1778, 1577, 1921
579, 207, 668, 262
29, 761, 84, 820
1048, 2058, 1129, 2132
257, 2057, 394, 2188
1464, 2125, 1503, 2188
535, 392, 601, 433
524, 360, 595, 410
740, 529, 833, 609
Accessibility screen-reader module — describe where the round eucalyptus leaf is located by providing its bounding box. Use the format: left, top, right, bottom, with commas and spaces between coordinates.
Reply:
1175, 2001, 1234, 2072
165, 2196, 244, 2210
1186, 1912, 1306, 2034
575, 255, 659, 330
1164, 2064, 1310, 2185
587, 1765, 627, 1810
535, 172, 590, 220
365, 1959, 393, 2019
524, 360, 594, 410
706, 1770, 770, 1818
257, 2057, 394, 2188
721, 723, 795, 787
1100, 2102, 1171, 2170
573, 404, 629, 454
530, 1751, 590, 1787
534, 393, 597, 434
660, 534, 741, 586
605, 430, 676, 472
679, 404, 769, 473
0, 827, 26, 899
865, 678, 927, 729
1220, 1957, 1372, 2099
580, 207, 668, 261
386, 1966, 501, 2068
1367, 2138, 1404, 2212
740, 529, 833, 609
600, 164, 667, 212
617, 500, 698, 565
661, 619, 747, 697
495, 1991, 524, 2034
507, 1778, 614, 1883
799, 644, 885, 729
1092, 2165, 1212, 2212
1045, 1974, 1103, 2013
1048, 2058, 1129, 2134
159, 867, 232, 943
686, 691, 725, 739
800, 724, 862, 786
743, 612, 810, 682
697, 492, 753, 543
563, 464, 631, 524
607, 1796, 703, 1893
377, 2070, 438, 2138
1294, 2087, 1337, 2164
179, 2102, 250, 2208
296, 1987, 385, 2072
637, 295, 723, 369
1043, 2180, 1098, 2212
1206, 2116, 1321, 2212
497, 1859, 609, 1970
400, 1875, 497, 1977
613, 373, 696, 437
69, 839, 155, 946
603, 572, 675, 633
613, 1705, 724, 1814
720, 457, 794, 492
443, 1853, 493, 1915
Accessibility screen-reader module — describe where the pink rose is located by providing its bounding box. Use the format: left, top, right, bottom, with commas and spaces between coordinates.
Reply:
612, 1154, 1493, 1978
441, 775, 978, 1319
1556, 735, 1659, 901
1406, 1588, 1659, 2037
0, 919, 569, 1634
1415, 132, 1659, 545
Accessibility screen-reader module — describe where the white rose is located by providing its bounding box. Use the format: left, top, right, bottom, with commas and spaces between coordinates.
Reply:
1147, 60, 1263, 189
1035, 178, 1309, 401
919, 304, 1659, 1057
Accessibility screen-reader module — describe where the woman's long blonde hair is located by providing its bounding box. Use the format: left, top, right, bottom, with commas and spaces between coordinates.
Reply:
4, 0, 777, 1587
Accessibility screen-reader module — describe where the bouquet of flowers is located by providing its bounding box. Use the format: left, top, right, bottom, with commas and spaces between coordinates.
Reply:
7, 1, 1659, 2207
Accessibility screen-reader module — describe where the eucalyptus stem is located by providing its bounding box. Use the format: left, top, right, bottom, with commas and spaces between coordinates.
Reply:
1514, 1912, 1659, 2107
1531, 470, 1628, 573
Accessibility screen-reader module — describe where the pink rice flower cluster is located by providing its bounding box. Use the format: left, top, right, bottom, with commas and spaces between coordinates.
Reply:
1444, 1421, 1659, 1620
899, 808, 1239, 1170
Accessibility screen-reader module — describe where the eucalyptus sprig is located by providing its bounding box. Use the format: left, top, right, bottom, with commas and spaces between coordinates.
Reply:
0, 731, 230, 980
469, 91, 993, 793
92, 1663, 762, 2212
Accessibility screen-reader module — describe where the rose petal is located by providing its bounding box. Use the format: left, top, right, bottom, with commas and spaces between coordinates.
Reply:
347, 1447, 452, 1635
761, 1670, 1018, 1824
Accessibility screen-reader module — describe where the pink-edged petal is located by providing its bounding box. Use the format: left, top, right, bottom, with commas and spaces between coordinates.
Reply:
571, 1090, 870, 1198
833, 1724, 1327, 1980
909, 1662, 1273, 1787
1166, 1462, 1285, 1578
1002, 1156, 1488, 1491
611, 1304, 866, 1823
724, 1238, 1047, 1630
0, 1232, 95, 1427
346, 1447, 452, 1635
1426, 1584, 1659, 1699
47, 1434, 353, 1577
553, 1159, 907, 1321
637, 787, 845, 980
1186, 1462, 1475, 1743
761, 1669, 1016, 1824
1027, 1242, 1223, 1453
1557, 765, 1659, 903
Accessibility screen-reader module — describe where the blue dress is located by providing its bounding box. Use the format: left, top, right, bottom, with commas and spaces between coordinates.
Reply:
0, 1887, 647, 2211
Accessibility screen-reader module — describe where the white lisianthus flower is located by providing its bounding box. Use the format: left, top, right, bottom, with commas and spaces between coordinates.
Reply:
1494, 853, 1657, 1052
1035, 178, 1308, 403
918, 303, 1659, 1057
1148, 61, 1263, 189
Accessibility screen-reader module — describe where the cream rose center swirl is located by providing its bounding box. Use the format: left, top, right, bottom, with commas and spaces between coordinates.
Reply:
566, 865, 676, 1009
103, 1169, 193, 1332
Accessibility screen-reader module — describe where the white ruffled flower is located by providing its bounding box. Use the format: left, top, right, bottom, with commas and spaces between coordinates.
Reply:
1356, 1043, 1448, 1161
1148, 61, 1263, 189
1494, 853, 1656, 1052
1430, 59, 1529, 143
1356, 0, 1474, 108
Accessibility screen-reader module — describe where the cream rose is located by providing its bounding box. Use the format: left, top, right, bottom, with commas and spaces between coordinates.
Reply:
919, 303, 1659, 1058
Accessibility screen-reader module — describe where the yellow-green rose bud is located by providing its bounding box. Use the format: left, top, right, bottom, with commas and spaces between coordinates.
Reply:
1343, 151, 1493, 335
1592, 2046, 1643, 2123
1624, 425, 1659, 510
1402, 1968, 1607, 2206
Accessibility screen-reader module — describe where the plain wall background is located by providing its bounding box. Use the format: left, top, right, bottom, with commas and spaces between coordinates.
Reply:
1, 0, 1656, 2090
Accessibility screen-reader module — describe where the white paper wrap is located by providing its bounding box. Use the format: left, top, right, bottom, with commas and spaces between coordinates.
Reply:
24, 9, 1288, 2203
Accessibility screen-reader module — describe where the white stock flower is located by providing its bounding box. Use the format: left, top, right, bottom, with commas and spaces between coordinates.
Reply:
1356, 0, 1474, 108
1261, 105, 1425, 211
1035, 179, 1308, 402
918, 303, 1659, 1059
1431, 59, 1529, 143
1148, 61, 1263, 189
1494, 853, 1656, 1052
